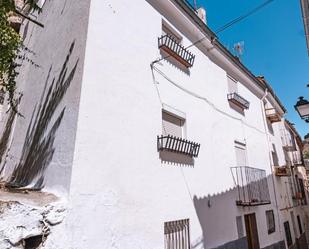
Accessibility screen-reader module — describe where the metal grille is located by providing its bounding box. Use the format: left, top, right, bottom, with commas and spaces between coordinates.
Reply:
157, 135, 200, 158
158, 35, 195, 67
227, 93, 250, 109
164, 219, 190, 249
231, 166, 271, 206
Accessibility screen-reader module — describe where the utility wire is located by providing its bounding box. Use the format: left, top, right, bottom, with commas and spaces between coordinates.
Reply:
153, 0, 274, 64
151, 65, 266, 135
215, 0, 274, 34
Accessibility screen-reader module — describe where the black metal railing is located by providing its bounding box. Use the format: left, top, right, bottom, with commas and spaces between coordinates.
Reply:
227, 92, 250, 109
158, 35, 195, 68
231, 166, 271, 206
157, 135, 200, 158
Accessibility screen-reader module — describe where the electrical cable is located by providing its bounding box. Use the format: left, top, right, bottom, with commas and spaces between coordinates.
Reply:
153, 0, 275, 65
214, 0, 274, 34
151, 65, 267, 135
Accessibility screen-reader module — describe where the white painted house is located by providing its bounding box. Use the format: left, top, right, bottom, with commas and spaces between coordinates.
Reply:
0, 0, 308, 249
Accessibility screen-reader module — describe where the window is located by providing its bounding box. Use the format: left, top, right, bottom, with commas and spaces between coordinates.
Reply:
164, 219, 190, 249
162, 20, 182, 43
234, 141, 247, 166
227, 75, 238, 93
297, 215, 303, 234
284, 221, 293, 247
266, 210, 275, 234
236, 216, 244, 238
162, 111, 185, 138
271, 144, 279, 166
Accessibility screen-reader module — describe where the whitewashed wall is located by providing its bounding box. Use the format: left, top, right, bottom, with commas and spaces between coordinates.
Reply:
66, 0, 287, 248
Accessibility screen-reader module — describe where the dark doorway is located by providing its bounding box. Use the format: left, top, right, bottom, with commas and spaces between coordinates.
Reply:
245, 213, 260, 249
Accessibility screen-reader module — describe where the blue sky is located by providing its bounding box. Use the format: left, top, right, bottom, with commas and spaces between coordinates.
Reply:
190, 0, 309, 138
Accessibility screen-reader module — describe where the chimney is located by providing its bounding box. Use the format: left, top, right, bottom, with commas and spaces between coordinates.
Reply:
197, 7, 207, 24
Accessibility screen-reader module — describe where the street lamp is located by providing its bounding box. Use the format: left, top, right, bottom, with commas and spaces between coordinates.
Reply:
295, 96, 309, 122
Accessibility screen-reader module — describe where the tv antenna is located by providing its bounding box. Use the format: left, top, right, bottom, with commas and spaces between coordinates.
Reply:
193, 0, 197, 9
233, 41, 245, 60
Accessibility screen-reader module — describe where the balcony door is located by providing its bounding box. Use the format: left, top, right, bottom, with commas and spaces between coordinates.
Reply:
245, 213, 260, 249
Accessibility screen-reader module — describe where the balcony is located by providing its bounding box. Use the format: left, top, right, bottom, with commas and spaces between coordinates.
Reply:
274, 166, 291, 177
281, 138, 296, 152
227, 93, 250, 110
158, 35, 195, 68
231, 166, 271, 206
265, 108, 281, 123
157, 135, 200, 158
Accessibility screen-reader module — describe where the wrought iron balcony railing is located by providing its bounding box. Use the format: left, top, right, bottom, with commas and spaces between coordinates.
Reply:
227, 93, 250, 110
158, 35, 195, 68
265, 108, 281, 123
157, 135, 200, 158
231, 166, 271, 206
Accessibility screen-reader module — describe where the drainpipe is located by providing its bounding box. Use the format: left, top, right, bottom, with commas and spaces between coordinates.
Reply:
260, 89, 284, 242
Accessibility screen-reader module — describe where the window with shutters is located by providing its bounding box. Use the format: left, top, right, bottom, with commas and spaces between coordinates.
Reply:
159, 20, 195, 68
236, 216, 244, 238
162, 111, 185, 138
227, 75, 238, 94
234, 141, 247, 166
227, 75, 250, 110
164, 219, 190, 249
158, 110, 200, 158
266, 210, 275, 234
284, 221, 293, 247
162, 21, 182, 44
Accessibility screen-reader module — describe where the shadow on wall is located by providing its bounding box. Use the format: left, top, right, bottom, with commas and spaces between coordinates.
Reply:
6, 41, 79, 190
192, 173, 295, 249
0, 101, 20, 178
160, 150, 194, 167
193, 186, 242, 249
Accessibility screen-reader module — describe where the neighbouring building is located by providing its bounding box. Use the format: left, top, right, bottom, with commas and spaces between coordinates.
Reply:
0, 0, 308, 249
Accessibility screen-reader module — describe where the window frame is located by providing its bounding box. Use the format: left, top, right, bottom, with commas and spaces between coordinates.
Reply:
162, 108, 186, 138
297, 215, 303, 234
266, 210, 275, 234
284, 221, 293, 247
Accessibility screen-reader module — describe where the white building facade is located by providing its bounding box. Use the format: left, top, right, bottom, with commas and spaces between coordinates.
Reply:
0, 0, 308, 249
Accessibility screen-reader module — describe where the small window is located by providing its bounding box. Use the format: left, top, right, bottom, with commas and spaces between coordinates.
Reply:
297, 215, 303, 234
164, 219, 190, 249
236, 216, 244, 238
284, 221, 293, 247
227, 75, 238, 94
271, 144, 279, 166
162, 111, 185, 138
266, 210, 275, 234
162, 20, 182, 43
234, 141, 247, 167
